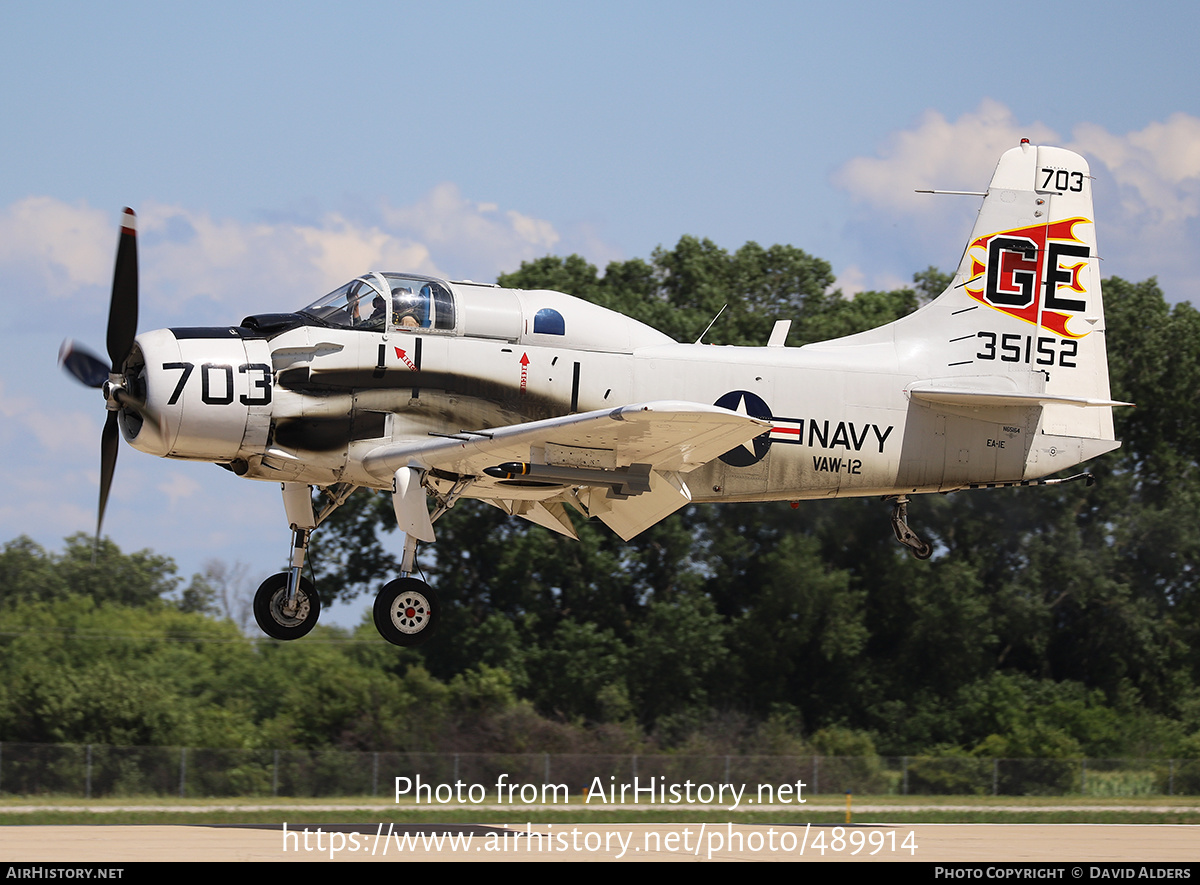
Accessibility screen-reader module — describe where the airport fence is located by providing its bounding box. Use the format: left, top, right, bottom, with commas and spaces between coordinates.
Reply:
0, 743, 1197, 799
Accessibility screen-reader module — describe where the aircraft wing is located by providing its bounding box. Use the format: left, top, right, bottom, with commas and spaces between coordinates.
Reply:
362, 401, 770, 541
363, 400, 769, 479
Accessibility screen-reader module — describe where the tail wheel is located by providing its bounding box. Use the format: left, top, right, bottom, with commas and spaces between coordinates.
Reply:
253, 572, 321, 640
910, 542, 934, 560
374, 577, 439, 647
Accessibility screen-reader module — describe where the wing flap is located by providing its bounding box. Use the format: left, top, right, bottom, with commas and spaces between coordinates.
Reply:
488, 499, 580, 539
588, 469, 692, 541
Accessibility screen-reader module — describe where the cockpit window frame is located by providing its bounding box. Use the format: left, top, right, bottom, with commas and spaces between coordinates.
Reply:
299, 272, 457, 335
299, 273, 392, 331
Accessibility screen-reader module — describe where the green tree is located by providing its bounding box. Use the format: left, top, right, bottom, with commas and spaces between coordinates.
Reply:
0, 534, 201, 609
626, 591, 729, 726
0, 536, 58, 606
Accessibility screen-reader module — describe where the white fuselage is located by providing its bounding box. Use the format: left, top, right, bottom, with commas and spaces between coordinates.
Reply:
123, 299, 1102, 507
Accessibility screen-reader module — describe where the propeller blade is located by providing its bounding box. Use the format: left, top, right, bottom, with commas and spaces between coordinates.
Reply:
58, 340, 110, 389
106, 208, 138, 372
79, 207, 141, 550
98, 410, 120, 544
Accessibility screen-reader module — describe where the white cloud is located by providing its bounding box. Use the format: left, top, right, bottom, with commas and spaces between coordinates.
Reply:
0, 379, 97, 454
830, 265, 911, 298
0, 379, 107, 545
158, 472, 202, 509
1066, 114, 1200, 298
833, 99, 1059, 214
381, 182, 563, 278
0, 197, 112, 295
831, 265, 867, 297
133, 204, 445, 318
0, 184, 593, 323
1073, 113, 1200, 226
295, 217, 436, 288
832, 102, 1200, 302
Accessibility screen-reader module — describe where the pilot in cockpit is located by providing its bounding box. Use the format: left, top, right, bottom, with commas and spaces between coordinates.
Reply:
347, 291, 364, 326
392, 286, 423, 329
368, 294, 388, 325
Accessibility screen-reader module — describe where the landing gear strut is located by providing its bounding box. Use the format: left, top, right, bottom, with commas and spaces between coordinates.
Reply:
363, 469, 470, 647
252, 474, 460, 646
253, 481, 331, 641
888, 495, 932, 559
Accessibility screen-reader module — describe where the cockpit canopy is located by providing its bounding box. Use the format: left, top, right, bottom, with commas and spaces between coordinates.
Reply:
300, 273, 455, 333
295, 271, 674, 352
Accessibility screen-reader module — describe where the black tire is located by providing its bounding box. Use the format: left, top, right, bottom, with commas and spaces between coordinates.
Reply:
253, 572, 321, 640
373, 577, 439, 647
910, 542, 934, 560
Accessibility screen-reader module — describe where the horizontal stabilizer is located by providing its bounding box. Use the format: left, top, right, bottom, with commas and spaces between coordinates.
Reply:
909, 386, 1132, 409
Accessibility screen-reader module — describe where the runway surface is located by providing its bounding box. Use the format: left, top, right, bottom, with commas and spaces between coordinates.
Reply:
1, 823, 1197, 862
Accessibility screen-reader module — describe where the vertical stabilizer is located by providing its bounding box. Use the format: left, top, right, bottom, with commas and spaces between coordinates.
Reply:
809, 141, 1122, 485
853, 142, 1116, 444
951, 142, 1113, 440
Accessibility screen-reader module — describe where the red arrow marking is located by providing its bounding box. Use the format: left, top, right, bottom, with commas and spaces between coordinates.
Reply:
394, 347, 418, 371
519, 352, 529, 394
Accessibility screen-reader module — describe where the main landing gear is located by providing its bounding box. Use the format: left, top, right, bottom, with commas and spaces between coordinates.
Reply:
253, 572, 321, 640
374, 577, 439, 646
252, 476, 456, 647
365, 514, 441, 645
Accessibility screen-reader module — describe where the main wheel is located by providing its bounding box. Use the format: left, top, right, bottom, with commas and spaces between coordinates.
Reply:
253, 572, 321, 640
373, 577, 439, 647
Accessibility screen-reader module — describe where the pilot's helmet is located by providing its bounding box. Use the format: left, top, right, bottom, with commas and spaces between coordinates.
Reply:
391, 286, 422, 326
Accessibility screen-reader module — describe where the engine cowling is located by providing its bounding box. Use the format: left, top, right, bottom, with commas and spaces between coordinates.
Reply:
125, 328, 271, 462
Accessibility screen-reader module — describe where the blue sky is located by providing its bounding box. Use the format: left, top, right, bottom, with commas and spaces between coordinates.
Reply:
3, 1, 1198, 626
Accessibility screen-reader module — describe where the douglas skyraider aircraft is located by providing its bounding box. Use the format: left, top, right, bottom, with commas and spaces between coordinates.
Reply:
61, 141, 1127, 646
